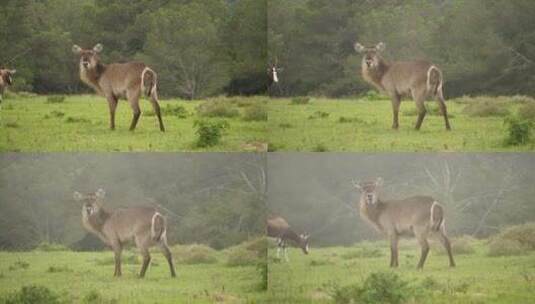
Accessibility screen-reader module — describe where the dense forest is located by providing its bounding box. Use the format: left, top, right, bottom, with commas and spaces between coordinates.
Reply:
269, 0, 535, 97
268, 154, 535, 246
0, 153, 266, 250
0, 0, 266, 99
1, 1, 534, 99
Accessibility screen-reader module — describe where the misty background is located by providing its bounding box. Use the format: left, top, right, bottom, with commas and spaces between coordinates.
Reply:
267, 153, 535, 246
0, 153, 266, 250
268, 0, 535, 97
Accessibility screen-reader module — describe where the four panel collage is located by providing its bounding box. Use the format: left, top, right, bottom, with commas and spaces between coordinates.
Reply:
1, 1, 534, 303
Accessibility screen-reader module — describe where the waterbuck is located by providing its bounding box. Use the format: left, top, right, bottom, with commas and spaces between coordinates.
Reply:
73, 189, 176, 278
0, 68, 16, 102
353, 178, 455, 269
72, 44, 165, 131
266, 215, 309, 261
354, 42, 451, 130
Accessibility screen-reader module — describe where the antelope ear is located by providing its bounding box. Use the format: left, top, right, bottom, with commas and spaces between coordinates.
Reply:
95, 188, 106, 199
93, 43, 103, 53
73, 191, 83, 201
72, 45, 82, 54
375, 42, 386, 52
354, 42, 365, 53
375, 177, 384, 187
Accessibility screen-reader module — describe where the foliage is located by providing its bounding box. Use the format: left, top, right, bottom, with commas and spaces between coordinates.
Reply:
196, 100, 240, 118
487, 223, 535, 256
329, 272, 412, 304
518, 102, 535, 120
462, 99, 510, 117
242, 104, 268, 121
193, 120, 229, 148
171, 244, 218, 265
504, 116, 532, 145
1, 285, 62, 304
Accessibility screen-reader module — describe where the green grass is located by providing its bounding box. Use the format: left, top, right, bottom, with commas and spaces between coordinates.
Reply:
267, 240, 535, 303
0, 249, 265, 303
0, 95, 267, 152
267, 96, 535, 151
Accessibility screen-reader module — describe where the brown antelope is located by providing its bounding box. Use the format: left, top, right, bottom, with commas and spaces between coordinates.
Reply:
353, 178, 455, 269
267, 215, 309, 261
0, 68, 16, 102
72, 44, 165, 131
354, 42, 451, 131
73, 189, 176, 278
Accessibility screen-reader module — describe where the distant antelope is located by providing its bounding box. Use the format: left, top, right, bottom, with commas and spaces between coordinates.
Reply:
73, 189, 176, 278
354, 42, 451, 130
0, 68, 16, 102
72, 44, 165, 131
267, 61, 283, 96
353, 178, 455, 269
266, 215, 309, 261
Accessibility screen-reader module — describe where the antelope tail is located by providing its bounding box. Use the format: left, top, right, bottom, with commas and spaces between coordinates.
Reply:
141, 67, 158, 98
430, 201, 445, 232
151, 212, 166, 242
426, 65, 443, 97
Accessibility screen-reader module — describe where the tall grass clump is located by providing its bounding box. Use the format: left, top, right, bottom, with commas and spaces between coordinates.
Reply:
225, 239, 266, 267
503, 116, 532, 145
488, 223, 535, 256
1, 285, 62, 304
518, 102, 535, 120
196, 100, 239, 118
328, 272, 413, 304
193, 120, 228, 148
242, 104, 267, 121
172, 244, 218, 264
291, 97, 310, 105
462, 99, 510, 117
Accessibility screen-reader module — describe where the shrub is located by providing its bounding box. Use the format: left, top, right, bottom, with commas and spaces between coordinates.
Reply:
2, 285, 61, 304
196, 100, 239, 118
65, 116, 91, 124
172, 244, 218, 264
46, 95, 65, 104
329, 272, 412, 304
226, 247, 261, 267
462, 100, 510, 117
47, 265, 72, 273
242, 237, 268, 257
291, 97, 310, 105
308, 111, 330, 119
242, 104, 267, 121
488, 238, 527, 256
518, 102, 535, 121
503, 116, 532, 145
511, 95, 535, 104
312, 143, 328, 152
35, 242, 70, 252
8, 261, 29, 271
434, 235, 475, 255
363, 90, 384, 101
193, 120, 229, 148
487, 223, 535, 257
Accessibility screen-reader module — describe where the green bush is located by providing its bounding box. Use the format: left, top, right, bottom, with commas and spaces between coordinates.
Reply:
487, 223, 535, 257
518, 102, 535, 120
329, 272, 412, 304
226, 247, 261, 267
434, 235, 475, 255
462, 100, 510, 117
363, 90, 384, 101
2, 285, 61, 304
193, 120, 229, 147
172, 244, 218, 264
291, 97, 310, 105
242, 104, 267, 121
488, 239, 528, 257
46, 95, 65, 104
35, 242, 70, 252
197, 100, 239, 118
504, 116, 532, 145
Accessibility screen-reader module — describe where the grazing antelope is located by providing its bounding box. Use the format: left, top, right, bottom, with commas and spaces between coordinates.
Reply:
353, 178, 455, 269
354, 42, 451, 130
73, 189, 176, 278
266, 215, 309, 261
0, 68, 16, 102
72, 44, 165, 131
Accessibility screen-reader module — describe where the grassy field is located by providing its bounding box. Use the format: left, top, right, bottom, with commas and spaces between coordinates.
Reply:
267, 239, 535, 303
267, 96, 535, 151
0, 95, 267, 152
0, 246, 266, 303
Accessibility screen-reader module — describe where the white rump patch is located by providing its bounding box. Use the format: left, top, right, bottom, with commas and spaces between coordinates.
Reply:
272, 70, 279, 83
151, 212, 162, 239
